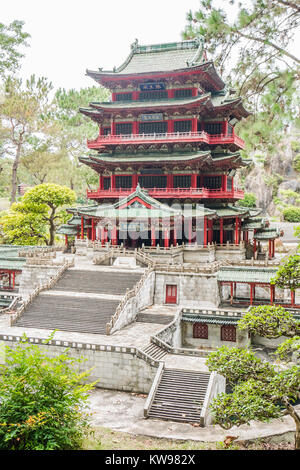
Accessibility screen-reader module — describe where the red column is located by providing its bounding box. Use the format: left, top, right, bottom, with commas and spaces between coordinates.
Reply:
12, 272, 15, 290
253, 238, 257, 256
65, 235, 68, 246
92, 219, 95, 242
204, 217, 207, 246
132, 174, 138, 189
272, 239, 275, 258
192, 117, 197, 133
235, 217, 239, 245
167, 120, 174, 133
269, 239, 272, 259
270, 284, 274, 305
167, 174, 172, 189
164, 229, 170, 248
167, 89, 174, 99
192, 87, 198, 97
81, 217, 84, 239
101, 228, 105, 246
250, 284, 254, 305
132, 121, 138, 135
111, 175, 116, 190
291, 290, 295, 307
111, 92, 116, 102
230, 282, 233, 305
191, 174, 197, 189
111, 121, 116, 135
220, 218, 224, 245
112, 225, 117, 246
132, 91, 139, 100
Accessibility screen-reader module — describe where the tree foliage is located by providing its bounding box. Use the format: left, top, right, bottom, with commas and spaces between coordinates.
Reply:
238, 305, 300, 338
0, 334, 96, 450
0, 183, 76, 245
0, 75, 54, 203
0, 20, 30, 78
183, 0, 300, 151
207, 346, 300, 449
271, 253, 300, 291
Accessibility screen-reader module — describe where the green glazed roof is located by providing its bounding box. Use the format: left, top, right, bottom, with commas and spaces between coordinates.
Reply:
218, 266, 277, 284
88, 39, 206, 75
182, 314, 239, 325
254, 228, 280, 240
0, 257, 26, 271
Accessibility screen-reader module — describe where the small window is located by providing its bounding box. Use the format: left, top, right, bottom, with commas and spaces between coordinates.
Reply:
174, 120, 192, 133
174, 89, 193, 99
193, 323, 208, 339
115, 93, 133, 101
221, 325, 236, 342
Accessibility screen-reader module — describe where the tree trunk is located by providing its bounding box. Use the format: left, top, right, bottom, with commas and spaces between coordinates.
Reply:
49, 206, 56, 246
11, 141, 22, 205
284, 400, 300, 450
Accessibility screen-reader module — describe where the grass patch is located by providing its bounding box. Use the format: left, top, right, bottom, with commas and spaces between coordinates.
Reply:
82, 426, 294, 451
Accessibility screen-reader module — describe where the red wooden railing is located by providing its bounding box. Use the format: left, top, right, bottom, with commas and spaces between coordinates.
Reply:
87, 187, 244, 200
87, 131, 245, 149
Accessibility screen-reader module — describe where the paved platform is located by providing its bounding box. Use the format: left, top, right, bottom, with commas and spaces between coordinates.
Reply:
87, 388, 299, 443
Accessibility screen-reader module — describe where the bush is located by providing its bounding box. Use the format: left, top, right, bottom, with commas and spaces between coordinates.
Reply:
282, 206, 300, 222
0, 335, 96, 450
239, 192, 257, 208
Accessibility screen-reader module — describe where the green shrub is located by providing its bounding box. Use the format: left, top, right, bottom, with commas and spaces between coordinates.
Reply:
239, 192, 257, 208
282, 206, 300, 222
0, 335, 96, 450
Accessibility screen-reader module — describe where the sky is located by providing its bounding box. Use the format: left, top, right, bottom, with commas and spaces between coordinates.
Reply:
1, 0, 201, 90
2, 0, 299, 92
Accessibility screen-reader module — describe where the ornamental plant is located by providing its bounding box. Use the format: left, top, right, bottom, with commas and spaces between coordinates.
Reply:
0, 334, 96, 450
271, 253, 300, 292
207, 346, 300, 449
238, 305, 300, 339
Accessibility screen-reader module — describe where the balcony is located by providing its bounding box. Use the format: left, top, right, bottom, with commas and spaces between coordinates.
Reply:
87, 131, 245, 150
86, 187, 245, 200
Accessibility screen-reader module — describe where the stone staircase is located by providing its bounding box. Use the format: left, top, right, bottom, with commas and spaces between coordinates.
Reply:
142, 342, 168, 360
147, 369, 211, 423
53, 269, 142, 295
15, 269, 142, 335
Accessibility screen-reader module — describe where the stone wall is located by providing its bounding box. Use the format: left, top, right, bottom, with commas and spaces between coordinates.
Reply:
181, 321, 250, 349
0, 337, 158, 394
18, 265, 62, 300
154, 271, 220, 307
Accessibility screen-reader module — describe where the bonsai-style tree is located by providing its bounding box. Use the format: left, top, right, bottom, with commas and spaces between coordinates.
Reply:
0, 183, 76, 246
207, 346, 300, 449
0, 200, 49, 245
271, 253, 300, 293
0, 334, 96, 450
238, 305, 300, 339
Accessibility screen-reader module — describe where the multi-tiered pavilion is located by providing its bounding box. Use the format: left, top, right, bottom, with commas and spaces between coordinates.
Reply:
60, 38, 279, 255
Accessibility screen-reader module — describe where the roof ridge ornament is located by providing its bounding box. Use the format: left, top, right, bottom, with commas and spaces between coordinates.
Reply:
131, 38, 139, 51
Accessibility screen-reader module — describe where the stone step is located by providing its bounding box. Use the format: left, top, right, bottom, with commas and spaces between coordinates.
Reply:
54, 269, 142, 295
148, 369, 210, 424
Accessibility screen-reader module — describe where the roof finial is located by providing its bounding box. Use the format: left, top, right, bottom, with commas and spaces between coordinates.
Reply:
131, 38, 139, 51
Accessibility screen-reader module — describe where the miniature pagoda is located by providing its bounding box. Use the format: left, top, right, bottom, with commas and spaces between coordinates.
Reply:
59, 38, 280, 256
